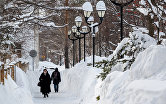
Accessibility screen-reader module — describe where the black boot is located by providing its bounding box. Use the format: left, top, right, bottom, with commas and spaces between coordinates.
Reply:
44, 94, 46, 98
46, 94, 48, 97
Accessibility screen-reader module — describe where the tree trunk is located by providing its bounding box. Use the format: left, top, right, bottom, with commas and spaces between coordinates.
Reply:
146, 15, 154, 37
64, 0, 69, 69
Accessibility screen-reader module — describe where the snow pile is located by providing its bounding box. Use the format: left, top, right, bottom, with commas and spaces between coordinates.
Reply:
58, 45, 166, 104
97, 45, 166, 104
25, 45, 166, 104
60, 57, 103, 104
0, 67, 34, 104
131, 45, 166, 79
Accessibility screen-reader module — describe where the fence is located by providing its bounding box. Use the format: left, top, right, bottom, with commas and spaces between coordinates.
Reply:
0, 61, 29, 85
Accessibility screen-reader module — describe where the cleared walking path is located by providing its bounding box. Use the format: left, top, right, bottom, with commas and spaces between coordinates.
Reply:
27, 69, 80, 104
32, 89, 79, 104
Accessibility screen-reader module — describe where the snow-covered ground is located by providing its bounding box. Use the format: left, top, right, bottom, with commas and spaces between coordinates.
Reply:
27, 46, 166, 104
0, 67, 34, 104
1, 41, 166, 104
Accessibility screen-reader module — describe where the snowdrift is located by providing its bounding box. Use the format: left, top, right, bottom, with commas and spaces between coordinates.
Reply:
60, 45, 166, 104
131, 45, 166, 79
0, 67, 34, 104
59, 56, 104, 104
98, 45, 166, 104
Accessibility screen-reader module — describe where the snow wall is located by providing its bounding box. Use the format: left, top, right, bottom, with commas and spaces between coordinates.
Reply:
60, 45, 166, 104
0, 67, 34, 104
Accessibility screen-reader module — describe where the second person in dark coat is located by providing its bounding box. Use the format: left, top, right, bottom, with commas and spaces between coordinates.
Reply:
51, 68, 61, 93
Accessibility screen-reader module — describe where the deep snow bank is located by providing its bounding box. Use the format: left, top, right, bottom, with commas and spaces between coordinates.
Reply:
97, 45, 166, 104
60, 45, 166, 104
0, 67, 34, 104
59, 56, 104, 104
131, 45, 166, 79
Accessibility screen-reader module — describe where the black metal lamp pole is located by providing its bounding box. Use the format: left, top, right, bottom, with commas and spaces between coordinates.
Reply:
80, 29, 91, 62
75, 16, 91, 62
68, 30, 78, 67
73, 32, 83, 62
82, 1, 106, 67
71, 26, 83, 63
110, 0, 134, 40
84, 18, 104, 67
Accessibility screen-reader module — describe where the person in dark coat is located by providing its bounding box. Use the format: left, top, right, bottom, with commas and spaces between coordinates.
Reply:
51, 68, 61, 93
39, 69, 51, 98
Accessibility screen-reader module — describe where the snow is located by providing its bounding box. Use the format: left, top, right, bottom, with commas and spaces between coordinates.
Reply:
0, 67, 33, 104
95, 45, 166, 104
38, 61, 65, 71
138, 0, 166, 21
2, 44, 166, 104
127, 80, 166, 91
1, 23, 166, 104
131, 45, 166, 79
75, 16, 82, 22
4, 1, 14, 9
82, 2, 93, 12
96, 1, 106, 11
137, 8, 150, 16
26, 46, 166, 104
18, 58, 29, 64
148, 0, 157, 14
87, 16, 94, 22
160, 31, 165, 38
0, 61, 4, 66
140, 0, 146, 6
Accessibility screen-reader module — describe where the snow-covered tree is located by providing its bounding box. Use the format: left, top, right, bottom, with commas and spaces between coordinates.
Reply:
96, 27, 156, 80
137, 0, 166, 38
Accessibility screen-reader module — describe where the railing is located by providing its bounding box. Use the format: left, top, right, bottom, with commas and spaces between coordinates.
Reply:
0, 61, 29, 85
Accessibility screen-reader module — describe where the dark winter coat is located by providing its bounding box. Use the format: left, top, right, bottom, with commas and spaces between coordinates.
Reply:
51, 70, 61, 84
39, 73, 51, 94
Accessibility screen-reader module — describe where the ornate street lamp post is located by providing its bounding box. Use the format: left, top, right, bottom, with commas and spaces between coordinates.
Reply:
82, 1, 106, 67
110, 0, 134, 40
71, 25, 83, 62
68, 30, 78, 67
75, 16, 91, 62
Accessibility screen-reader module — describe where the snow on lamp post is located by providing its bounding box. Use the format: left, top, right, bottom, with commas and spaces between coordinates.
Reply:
109, 0, 134, 41
82, 1, 106, 67
75, 16, 91, 62
68, 30, 78, 67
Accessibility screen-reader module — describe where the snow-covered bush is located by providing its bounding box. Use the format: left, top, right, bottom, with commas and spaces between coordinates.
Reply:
0, 32, 15, 55
96, 27, 156, 80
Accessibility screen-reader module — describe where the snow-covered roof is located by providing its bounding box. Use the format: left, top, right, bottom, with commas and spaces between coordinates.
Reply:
96, 1, 106, 11
82, 2, 93, 12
